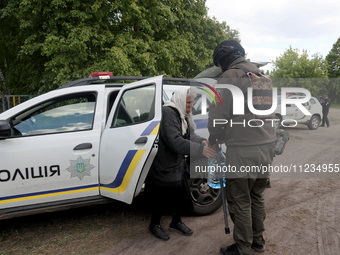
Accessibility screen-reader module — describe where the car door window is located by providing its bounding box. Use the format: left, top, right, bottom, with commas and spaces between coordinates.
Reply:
112, 85, 155, 127
11, 93, 96, 137
107, 90, 119, 122
192, 94, 213, 115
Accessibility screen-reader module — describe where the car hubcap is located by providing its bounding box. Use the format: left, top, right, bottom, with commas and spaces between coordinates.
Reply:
189, 179, 220, 206
312, 118, 319, 128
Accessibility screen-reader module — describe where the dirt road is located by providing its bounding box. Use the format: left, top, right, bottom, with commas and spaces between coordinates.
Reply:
1, 110, 339, 255
101, 110, 340, 255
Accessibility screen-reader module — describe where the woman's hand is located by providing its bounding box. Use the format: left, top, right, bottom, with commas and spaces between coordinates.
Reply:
202, 140, 209, 147
202, 145, 216, 158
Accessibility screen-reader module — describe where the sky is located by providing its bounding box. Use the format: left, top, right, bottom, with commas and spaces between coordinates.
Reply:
205, 0, 340, 72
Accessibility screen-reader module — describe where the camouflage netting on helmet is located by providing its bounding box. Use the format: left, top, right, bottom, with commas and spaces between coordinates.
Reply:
213, 40, 245, 71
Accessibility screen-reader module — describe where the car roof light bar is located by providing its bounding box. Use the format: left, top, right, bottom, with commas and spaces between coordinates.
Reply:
90, 72, 113, 77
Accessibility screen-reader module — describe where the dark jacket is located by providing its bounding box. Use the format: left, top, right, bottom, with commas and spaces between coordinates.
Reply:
322, 99, 330, 113
208, 57, 276, 146
147, 106, 205, 186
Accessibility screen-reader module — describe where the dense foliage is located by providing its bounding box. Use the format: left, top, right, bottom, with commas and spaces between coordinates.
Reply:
324, 38, 340, 103
271, 46, 328, 79
0, 0, 238, 94
326, 37, 340, 78
271, 46, 340, 103
1, 1, 339, 102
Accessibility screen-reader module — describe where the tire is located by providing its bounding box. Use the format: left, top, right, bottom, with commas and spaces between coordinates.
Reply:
188, 178, 223, 215
308, 115, 320, 130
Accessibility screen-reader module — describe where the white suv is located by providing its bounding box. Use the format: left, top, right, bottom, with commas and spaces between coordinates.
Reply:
275, 95, 323, 130
0, 74, 222, 220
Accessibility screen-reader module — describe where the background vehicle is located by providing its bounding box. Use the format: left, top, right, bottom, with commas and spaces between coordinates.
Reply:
275, 95, 323, 130
0, 74, 221, 220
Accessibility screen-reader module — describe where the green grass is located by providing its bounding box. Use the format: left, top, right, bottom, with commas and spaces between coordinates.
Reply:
331, 103, 340, 109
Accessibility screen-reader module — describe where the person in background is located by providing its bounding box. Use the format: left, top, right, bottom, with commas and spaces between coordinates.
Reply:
321, 95, 330, 127
146, 87, 215, 241
208, 40, 276, 255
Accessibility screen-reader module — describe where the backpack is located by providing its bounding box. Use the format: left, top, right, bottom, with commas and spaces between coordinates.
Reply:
232, 65, 275, 119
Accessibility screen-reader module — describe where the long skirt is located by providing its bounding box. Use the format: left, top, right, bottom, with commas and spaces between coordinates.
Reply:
145, 174, 193, 216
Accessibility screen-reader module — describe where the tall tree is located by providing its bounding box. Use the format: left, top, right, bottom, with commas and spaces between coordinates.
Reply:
325, 37, 340, 103
0, 0, 239, 95
326, 37, 340, 78
270, 46, 328, 96
0, 0, 22, 95
271, 46, 328, 79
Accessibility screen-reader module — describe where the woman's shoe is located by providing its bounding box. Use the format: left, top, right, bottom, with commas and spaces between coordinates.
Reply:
149, 225, 170, 240
169, 222, 193, 236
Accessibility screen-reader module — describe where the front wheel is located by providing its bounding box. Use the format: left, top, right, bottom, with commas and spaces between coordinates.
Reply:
188, 178, 223, 215
308, 115, 320, 130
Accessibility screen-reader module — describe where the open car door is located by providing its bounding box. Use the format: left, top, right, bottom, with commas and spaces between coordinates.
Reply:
99, 76, 162, 204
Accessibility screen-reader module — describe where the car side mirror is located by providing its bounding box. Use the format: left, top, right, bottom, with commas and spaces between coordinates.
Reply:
0, 119, 12, 139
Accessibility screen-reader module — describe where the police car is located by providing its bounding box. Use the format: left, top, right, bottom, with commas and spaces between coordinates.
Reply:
275, 95, 323, 130
0, 74, 221, 220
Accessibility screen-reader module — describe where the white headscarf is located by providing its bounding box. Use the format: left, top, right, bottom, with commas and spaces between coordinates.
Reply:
163, 87, 196, 135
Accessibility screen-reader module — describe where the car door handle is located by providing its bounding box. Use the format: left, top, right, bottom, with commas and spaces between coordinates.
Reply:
134, 137, 148, 144
73, 143, 93, 150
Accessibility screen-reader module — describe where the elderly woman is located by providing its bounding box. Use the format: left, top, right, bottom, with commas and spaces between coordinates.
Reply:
146, 87, 215, 241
